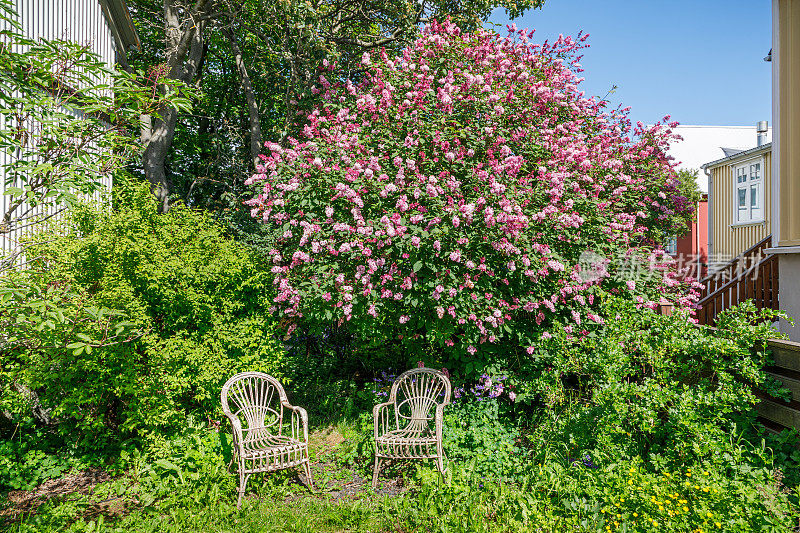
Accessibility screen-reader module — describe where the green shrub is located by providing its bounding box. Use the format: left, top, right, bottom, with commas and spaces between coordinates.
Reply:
0, 439, 70, 491
0, 180, 285, 454
518, 297, 786, 470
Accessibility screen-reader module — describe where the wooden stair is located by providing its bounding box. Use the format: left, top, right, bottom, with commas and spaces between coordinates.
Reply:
696, 235, 779, 325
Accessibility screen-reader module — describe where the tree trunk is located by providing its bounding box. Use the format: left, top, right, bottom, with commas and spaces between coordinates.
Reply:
142, 106, 178, 213
141, 0, 211, 213
224, 27, 262, 170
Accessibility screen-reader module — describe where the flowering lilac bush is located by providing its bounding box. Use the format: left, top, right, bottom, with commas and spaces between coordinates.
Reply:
246, 21, 698, 373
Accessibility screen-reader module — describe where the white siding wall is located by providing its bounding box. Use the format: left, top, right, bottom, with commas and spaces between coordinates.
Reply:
0, 0, 117, 255
17, 0, 116, 72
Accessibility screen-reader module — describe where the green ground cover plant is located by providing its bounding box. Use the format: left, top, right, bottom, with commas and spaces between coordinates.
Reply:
4, 298, 799, 532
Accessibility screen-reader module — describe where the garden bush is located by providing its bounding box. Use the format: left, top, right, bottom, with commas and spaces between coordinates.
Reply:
0, 180, 285, 460
442, 377, 524, 480
521, 298, 786, 469
245, 21, 700, 378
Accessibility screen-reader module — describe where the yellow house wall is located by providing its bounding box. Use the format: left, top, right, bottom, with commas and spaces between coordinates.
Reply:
709, 150, 772, 261
777, 0, 800, 246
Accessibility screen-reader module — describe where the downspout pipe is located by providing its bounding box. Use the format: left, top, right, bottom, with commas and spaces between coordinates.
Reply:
696, 197, 701, 277
703, 164, 713, 272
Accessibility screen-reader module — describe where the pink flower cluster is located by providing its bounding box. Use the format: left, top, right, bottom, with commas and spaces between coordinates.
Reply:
246, 20, 698, 355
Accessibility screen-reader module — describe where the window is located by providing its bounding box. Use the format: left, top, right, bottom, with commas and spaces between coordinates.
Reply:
665, 236, 677, 256
734, 159, 763, 223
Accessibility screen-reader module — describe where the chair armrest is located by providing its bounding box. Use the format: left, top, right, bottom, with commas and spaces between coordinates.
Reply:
281, 401, 309, 443
373, 401, 395, 440
225, 415, 245, 454
434, 403, 448, 441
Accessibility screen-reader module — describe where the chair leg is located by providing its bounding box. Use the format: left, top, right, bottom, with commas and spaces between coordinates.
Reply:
302, 458, 315, 492
371, 456, 382, 489
436, 454, 447, 484
237, 472, 250, 509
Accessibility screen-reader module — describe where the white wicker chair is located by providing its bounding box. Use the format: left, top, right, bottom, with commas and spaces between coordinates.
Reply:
221, 372, 313, 508
372, 367, 452, 488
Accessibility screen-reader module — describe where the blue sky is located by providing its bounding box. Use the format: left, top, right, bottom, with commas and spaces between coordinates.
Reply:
489, 1, 772, 127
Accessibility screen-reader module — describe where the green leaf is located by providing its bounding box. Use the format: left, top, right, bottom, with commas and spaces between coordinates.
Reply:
155, 459, 180, 472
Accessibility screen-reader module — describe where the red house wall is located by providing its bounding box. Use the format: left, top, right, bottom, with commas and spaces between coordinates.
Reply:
673, 195, 708, 280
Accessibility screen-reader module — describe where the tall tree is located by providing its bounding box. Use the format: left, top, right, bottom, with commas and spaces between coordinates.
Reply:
128, 0, 544, 212
137, 0, 215, 212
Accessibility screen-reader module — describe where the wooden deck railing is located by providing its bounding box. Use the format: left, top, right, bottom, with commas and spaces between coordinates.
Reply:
696, 235, 779, 326
699, 235, 772, 298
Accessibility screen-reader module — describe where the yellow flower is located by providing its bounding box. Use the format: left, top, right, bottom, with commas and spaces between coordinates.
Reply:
683, 506, 688, 512
715, 522, 721, 528
707, 512, 713, 518
702, 487, 709, 493
633, 513, 638, 517
694, 485, 700, 490
704, 471, 710, 476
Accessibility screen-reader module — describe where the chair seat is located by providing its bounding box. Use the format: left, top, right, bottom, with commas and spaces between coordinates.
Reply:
240, 431, 307, 460
376, 425, 440, 460
377, 427, 436, 445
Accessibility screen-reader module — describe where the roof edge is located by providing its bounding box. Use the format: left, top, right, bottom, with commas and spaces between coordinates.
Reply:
674, 125, 772, 129
701, 142, 772, 169
99, 0, 141, 63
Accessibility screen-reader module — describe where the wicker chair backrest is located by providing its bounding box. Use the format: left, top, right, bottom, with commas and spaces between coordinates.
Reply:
221, 372, 288, 433
391, 368, 451, 430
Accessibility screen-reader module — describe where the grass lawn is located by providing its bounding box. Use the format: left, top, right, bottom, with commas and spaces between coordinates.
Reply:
2, 423, 438, 533
4, 416, 799, 533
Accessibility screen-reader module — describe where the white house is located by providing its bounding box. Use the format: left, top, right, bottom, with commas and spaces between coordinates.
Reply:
10, 0, 138, 67
0, 0, 139, 254
668, 124, 772, 193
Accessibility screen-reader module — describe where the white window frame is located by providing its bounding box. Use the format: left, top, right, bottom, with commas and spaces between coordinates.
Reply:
665, 236, 678, 256
732, 157, 764, 225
